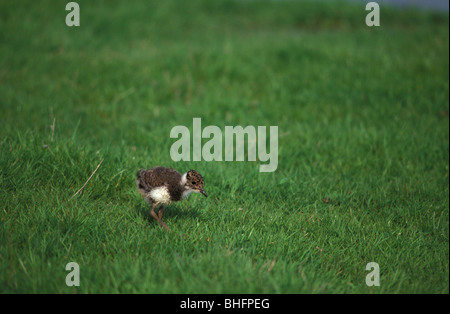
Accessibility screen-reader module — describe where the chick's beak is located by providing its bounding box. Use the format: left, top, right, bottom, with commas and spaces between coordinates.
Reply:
200, 189, 208, 197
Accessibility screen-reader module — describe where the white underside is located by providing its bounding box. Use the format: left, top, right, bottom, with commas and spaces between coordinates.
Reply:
149, 186, 172, 204
147, 182, 197, 204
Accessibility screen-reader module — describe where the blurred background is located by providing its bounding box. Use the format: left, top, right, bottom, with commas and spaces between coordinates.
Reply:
351, 0, 448, 11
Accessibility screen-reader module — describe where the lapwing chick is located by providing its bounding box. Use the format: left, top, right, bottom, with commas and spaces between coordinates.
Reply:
136, 167, 207, 230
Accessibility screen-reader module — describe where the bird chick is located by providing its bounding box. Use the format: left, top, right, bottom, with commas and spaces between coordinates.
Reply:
136, 166, 207, 230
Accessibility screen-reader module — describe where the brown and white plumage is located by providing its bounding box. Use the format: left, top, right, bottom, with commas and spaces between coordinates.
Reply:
136, 167, 207, 230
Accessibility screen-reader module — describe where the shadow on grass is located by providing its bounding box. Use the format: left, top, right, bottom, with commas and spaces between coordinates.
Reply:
135, 204, 203, 225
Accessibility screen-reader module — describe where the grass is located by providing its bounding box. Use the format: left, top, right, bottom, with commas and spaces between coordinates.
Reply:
0, 0, 448, 293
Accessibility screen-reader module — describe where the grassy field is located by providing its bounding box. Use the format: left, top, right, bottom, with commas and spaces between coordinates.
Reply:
0, 0, 448, 294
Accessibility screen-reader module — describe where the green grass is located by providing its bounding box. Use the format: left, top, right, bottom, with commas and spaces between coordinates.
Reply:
0, 0, 448, 293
